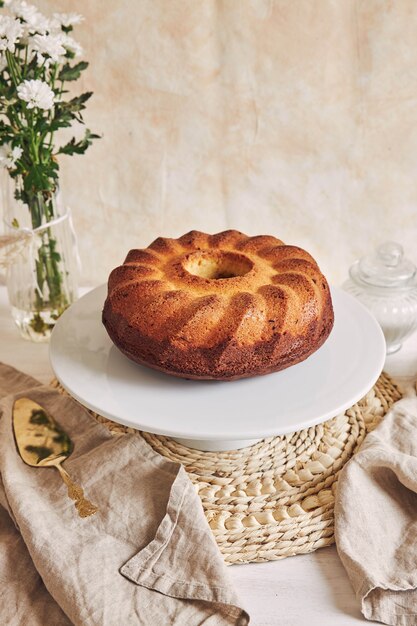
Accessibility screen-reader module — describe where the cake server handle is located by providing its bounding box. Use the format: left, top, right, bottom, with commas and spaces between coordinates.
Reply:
54, 461, 99, 518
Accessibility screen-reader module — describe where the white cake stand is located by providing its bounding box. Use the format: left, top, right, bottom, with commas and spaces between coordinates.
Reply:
49, 285, 386, 451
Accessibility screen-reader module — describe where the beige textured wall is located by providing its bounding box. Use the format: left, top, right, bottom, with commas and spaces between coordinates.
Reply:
38, 0, 417, 285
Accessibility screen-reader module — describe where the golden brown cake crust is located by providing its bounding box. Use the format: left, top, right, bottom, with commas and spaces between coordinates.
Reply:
102, 230, 334, 380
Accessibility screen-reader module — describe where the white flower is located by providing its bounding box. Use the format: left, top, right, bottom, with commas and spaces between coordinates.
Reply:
9, 2, 50, 35
0, 143, 23, 168
0, 53, 7, 72
22, 11, 50, 35
31, 33, 66, 65
0, 15, 24, 52
9, 1, 38, 22
53, 12, 84, 28
17, 79, 55, 110
60, 33, 82, 57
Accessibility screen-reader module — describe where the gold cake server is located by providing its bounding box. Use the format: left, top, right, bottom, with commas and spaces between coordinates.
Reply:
12, 397, 98, 518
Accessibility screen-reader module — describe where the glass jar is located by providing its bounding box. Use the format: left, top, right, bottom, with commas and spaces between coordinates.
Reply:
343, 242, 417, 354
2, 175, 79, 342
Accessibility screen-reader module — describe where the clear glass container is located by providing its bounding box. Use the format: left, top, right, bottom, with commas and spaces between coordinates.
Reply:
343, 242, 417, 354
3, 175, 78, 342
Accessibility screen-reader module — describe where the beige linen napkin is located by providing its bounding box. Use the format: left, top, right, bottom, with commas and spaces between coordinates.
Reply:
335, 391, 417, 626
0, 363, 249, 626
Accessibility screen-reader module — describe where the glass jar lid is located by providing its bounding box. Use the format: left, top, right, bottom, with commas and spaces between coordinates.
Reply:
351, 242, 416, 288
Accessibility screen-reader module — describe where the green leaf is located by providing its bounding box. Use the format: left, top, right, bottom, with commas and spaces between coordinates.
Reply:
48, 109, 73, 131
58, 61, 89, 82
56, 137, 82, 156
23, 164, 56, 194
67, 92, 93, 112
57, 128, 100, 156
49, 93, 94, 128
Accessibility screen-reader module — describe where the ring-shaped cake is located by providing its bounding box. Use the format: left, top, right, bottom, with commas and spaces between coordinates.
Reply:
102, 230, 334, 380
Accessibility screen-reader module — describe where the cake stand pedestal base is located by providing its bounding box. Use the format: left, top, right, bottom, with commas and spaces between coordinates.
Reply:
171, 437, 262, 451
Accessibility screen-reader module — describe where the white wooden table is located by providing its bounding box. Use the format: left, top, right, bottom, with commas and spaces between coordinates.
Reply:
1, 285, 416, 626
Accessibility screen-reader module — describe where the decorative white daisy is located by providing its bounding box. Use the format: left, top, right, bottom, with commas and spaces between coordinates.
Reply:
0, 143, 23, 168
17, 79, 55, 110
8, 1, 50, 35
0, 15, 24, 52
22, 11, 50, 35
8, 1, 38, 22
31, 33, 66, 65
53, 12, 84, 28
60, 33, 82, 57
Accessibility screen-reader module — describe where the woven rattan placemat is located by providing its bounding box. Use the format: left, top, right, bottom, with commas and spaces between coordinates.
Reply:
52, 372, 400, 565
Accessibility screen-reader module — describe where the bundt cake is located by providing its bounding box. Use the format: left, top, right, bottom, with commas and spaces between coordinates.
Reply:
102, 230, 334, 381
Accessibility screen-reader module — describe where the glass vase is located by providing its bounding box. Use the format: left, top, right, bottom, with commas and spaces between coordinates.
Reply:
3, 175, 79, 342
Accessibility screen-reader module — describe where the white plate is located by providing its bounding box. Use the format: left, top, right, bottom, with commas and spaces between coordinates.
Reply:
50, 285, 385, 445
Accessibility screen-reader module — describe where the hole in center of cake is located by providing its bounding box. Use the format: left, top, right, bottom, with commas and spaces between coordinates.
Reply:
183, 251, 254, 280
